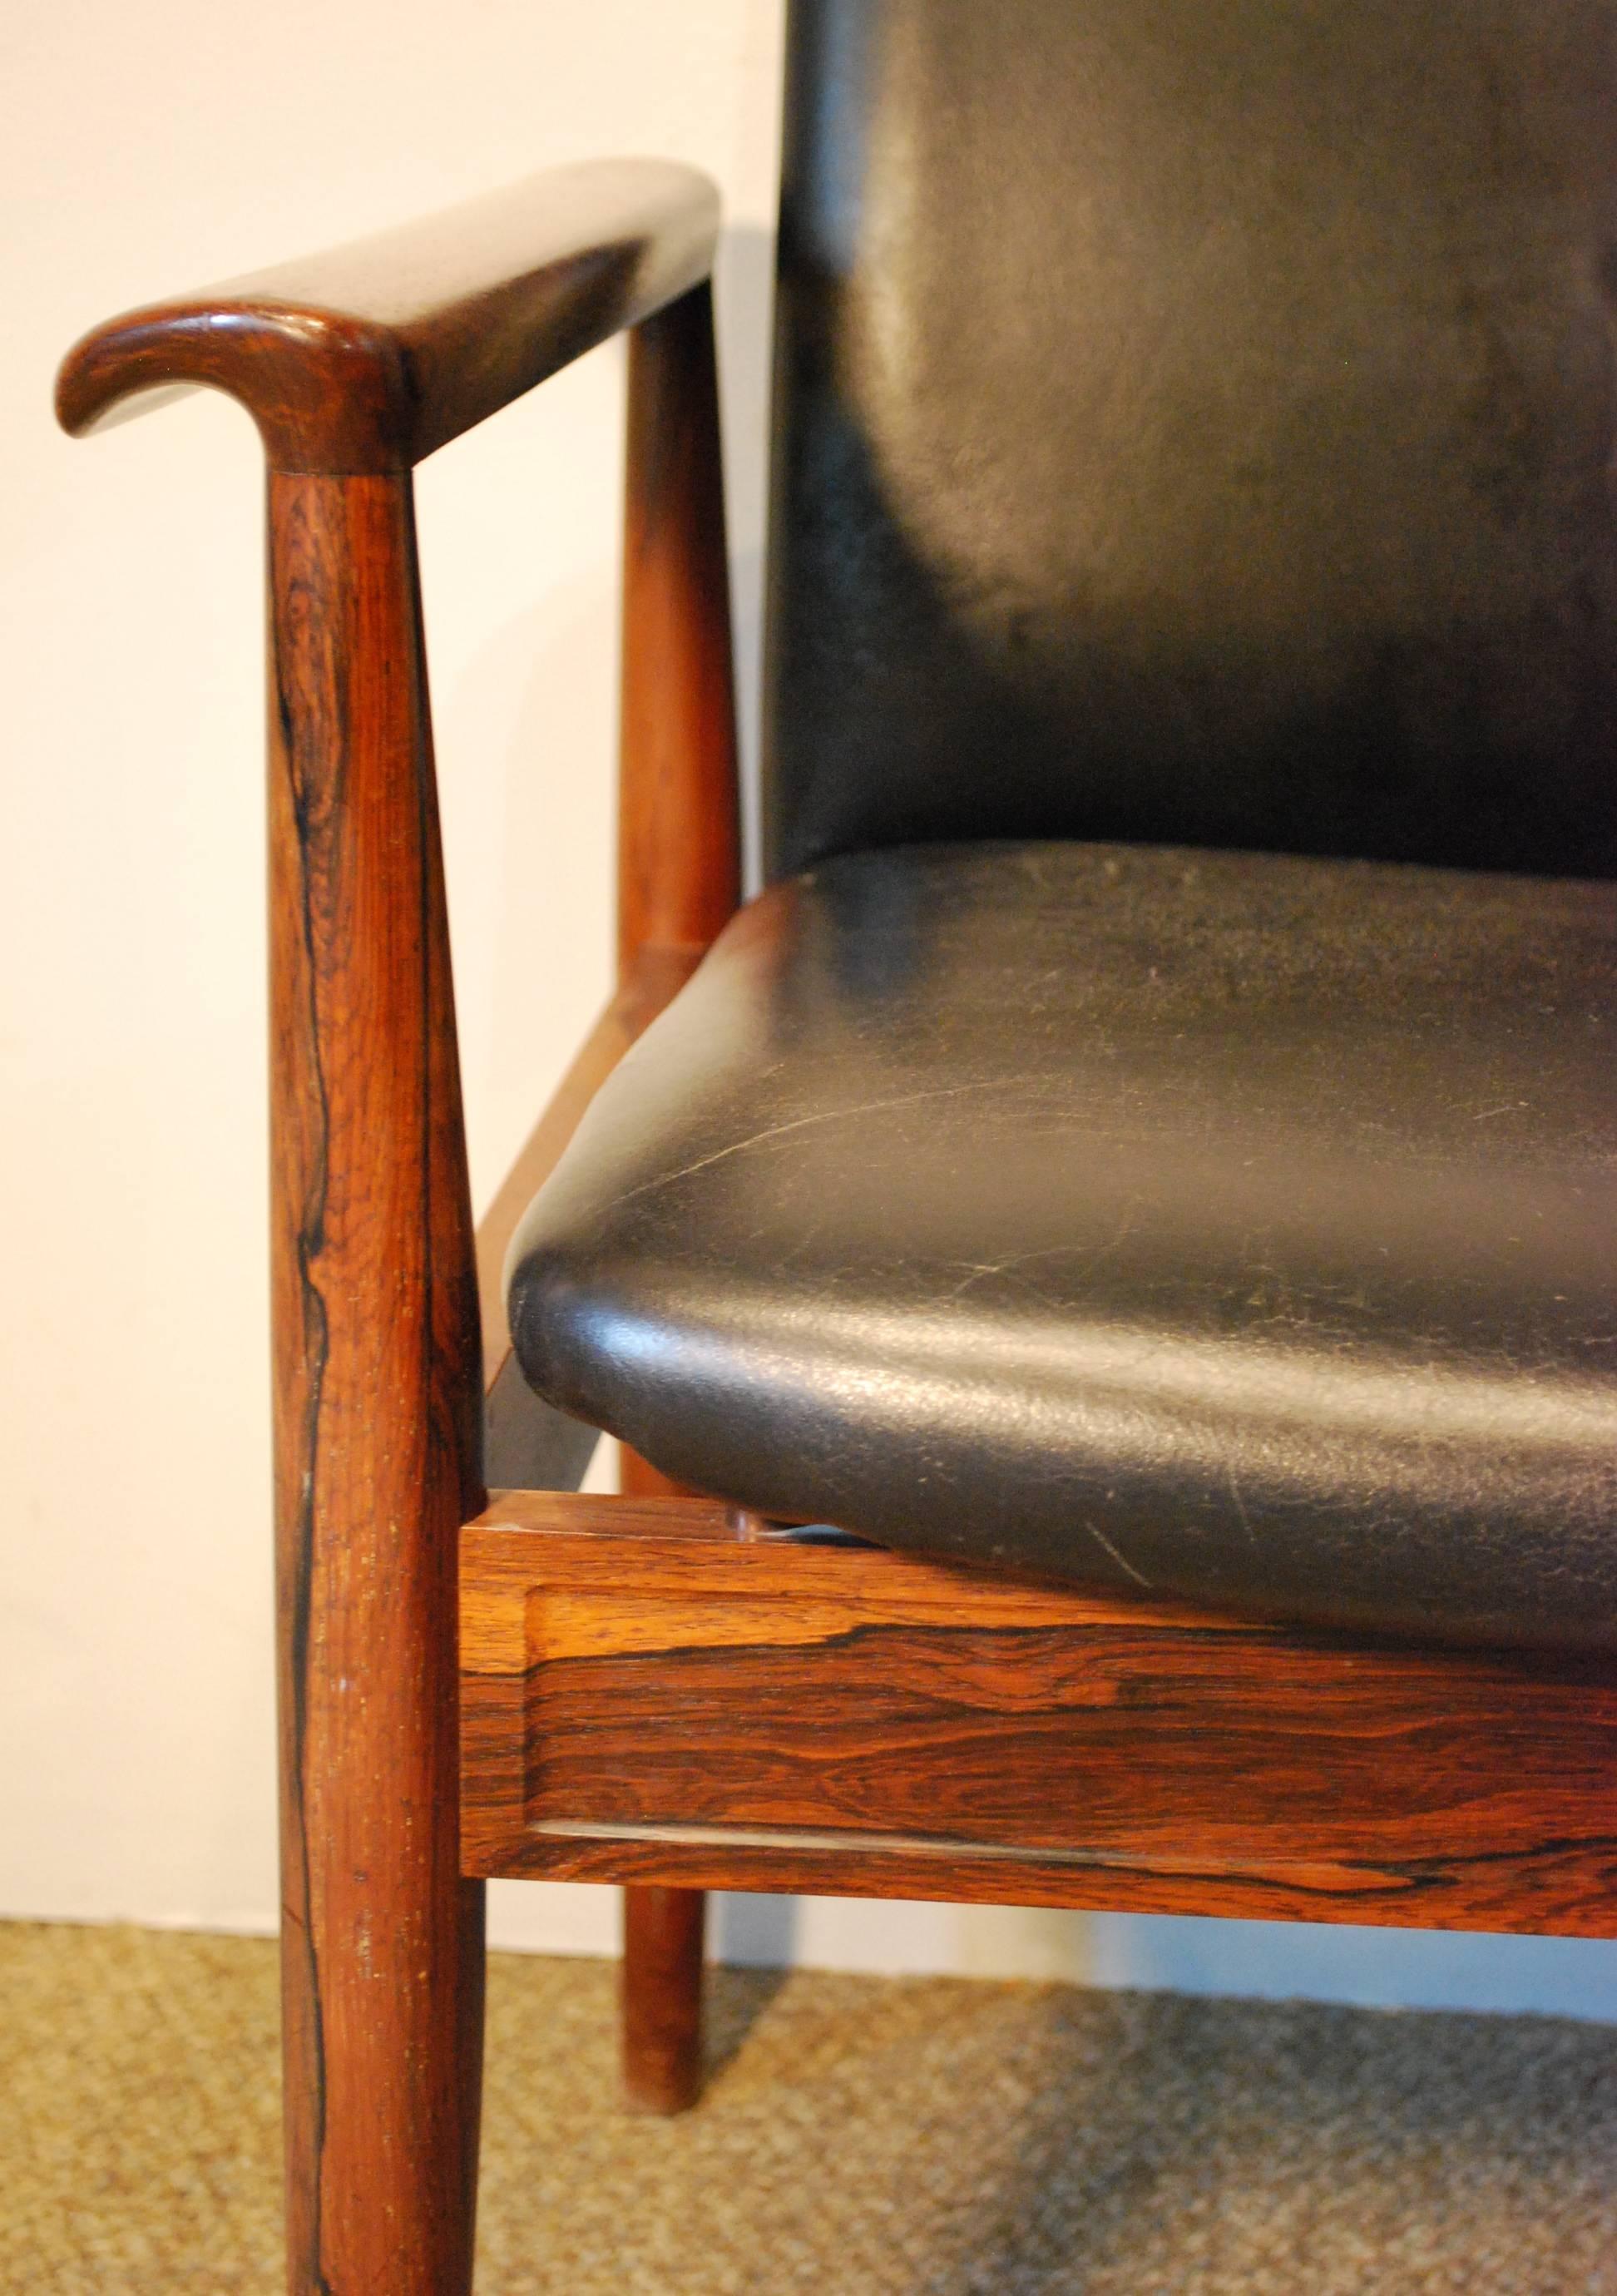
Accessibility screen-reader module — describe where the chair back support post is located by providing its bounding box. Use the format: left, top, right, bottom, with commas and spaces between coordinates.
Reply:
612, 272, 743, 1428
267, 468, 485, 2296
618, 279, 741, 1004
614, 276, 743, 2113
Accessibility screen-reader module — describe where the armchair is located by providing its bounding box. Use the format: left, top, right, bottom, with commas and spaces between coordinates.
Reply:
58, 3, 1617, 2291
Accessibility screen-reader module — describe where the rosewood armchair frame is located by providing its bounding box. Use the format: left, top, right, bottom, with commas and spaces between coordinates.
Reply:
58, 164, 1617, 2296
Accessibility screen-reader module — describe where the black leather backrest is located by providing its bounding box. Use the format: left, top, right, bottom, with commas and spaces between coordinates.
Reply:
762, 0, 1617, 881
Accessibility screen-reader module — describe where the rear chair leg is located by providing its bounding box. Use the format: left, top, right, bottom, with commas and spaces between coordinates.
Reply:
620, 1449, 709, 2112
612, 282, 739, 2120
622, 1885, 708, 2113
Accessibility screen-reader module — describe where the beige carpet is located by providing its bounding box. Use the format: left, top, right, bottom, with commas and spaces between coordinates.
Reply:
4, 1922, 1615, 2294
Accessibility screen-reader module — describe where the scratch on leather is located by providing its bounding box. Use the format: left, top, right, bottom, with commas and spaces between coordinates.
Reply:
599, 1075, 1051, 1212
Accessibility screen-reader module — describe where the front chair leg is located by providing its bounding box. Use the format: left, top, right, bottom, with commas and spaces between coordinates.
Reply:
55, 164, 736, 2292
270, 469, 485, 2292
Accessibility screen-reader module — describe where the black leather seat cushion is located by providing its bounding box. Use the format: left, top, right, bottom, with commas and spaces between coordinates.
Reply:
508, 843, 1617, 1651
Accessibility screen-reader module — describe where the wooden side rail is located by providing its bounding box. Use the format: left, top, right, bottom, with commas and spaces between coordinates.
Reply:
462, 1492, 1617, 1940
55, 159, 718, 472
477, 992, 640, 1393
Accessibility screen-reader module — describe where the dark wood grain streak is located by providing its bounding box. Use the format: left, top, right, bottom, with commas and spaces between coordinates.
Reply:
57, 161, 718, 473
461, 1502, 1617, 1939
61, 151, 739, 2280
271, 472, 483, 2295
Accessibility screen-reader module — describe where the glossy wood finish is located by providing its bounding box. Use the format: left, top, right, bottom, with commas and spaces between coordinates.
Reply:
618, 278, 742, 978
462, 1493, 1617, 1938
57, 161, 718, 473
270, 472, 483, 2296
621, 1886, 709, 2114
60, 146, 740, 2285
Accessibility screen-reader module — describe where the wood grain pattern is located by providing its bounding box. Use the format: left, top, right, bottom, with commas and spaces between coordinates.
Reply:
461, 1497, 1617, 1938
271, 472, 483, 2296
62, 149, 742, 2284
56, 161, 717, 473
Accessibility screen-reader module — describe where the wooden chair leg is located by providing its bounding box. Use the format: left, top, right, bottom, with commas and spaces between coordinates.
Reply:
619, 1450, 710, 2112
611, 279, 739, 2122
621, 1884, 708, 2113
270, 470, 484, 2293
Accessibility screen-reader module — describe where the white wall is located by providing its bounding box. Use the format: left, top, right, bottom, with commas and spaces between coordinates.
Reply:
6, 0, 1615, 2024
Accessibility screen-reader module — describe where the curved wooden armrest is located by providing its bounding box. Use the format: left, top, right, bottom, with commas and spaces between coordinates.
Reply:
55, 158, 719, 473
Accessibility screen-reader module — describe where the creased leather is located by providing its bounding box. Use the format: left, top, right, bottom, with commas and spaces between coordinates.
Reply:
765, 0, 1617, 882
510, 844, 1617, 1653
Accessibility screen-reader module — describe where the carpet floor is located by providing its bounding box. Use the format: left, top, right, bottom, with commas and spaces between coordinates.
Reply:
4, 1920, 1615, 2293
